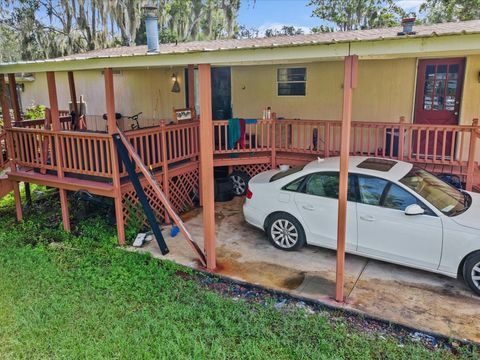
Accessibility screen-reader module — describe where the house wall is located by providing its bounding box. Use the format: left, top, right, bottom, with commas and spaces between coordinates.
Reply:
22, 67, 186, 131
20, 55, 480, 130
460, 55, 480, 126
231, 58, 417, 123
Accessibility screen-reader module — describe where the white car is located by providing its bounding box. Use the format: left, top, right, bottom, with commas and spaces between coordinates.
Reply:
243, 156, 480, 295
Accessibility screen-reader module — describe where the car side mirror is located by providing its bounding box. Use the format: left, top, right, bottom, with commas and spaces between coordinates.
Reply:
405, 204, 425, 216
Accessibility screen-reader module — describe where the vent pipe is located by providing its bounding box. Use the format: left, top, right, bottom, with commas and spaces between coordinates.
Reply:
398, 18, 416, 36
143, 5, 159, 52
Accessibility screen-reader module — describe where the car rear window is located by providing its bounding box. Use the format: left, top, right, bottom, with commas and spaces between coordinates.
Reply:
357, 158, 397, 172
270, 165, 305, 182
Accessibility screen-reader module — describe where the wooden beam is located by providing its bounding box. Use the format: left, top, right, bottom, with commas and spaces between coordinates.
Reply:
46, 71, 70, 232
198, 63, 216, 270
335, 55, 358, 303
0, 74, 12, 128
104, 67, 125, 245
12, 181, 23, 222
67, 71, 79, 127
7, 73, 21, 122
46, 72, 60, 131
187, 64, 195, 110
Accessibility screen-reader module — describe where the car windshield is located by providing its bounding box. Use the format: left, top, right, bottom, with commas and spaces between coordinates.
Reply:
399, 167, 470, 216
270, 165, 305, 182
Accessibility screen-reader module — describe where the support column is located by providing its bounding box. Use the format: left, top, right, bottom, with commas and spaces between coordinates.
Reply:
12, 181, 23, 222
187, 65, 195, 111
1, 74, 21, 221
67, 71, 79, 128
104, 68, 125, 245
7, 73, 21, 122
335, 55, 358, 302
198, 64, 216, 270
47, 71, 70, 232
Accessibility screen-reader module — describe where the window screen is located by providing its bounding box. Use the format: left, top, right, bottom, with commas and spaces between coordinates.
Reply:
277, 68, 306, 96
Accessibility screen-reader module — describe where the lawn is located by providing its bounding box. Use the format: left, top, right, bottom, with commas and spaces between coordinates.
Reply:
0, 186, 478, 359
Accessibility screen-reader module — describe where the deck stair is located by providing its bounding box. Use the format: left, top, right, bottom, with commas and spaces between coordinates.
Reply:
114, 129, 207, 267
0, 170, 13, 199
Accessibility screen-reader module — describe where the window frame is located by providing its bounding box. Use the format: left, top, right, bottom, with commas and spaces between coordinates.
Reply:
276, 67, 307, 97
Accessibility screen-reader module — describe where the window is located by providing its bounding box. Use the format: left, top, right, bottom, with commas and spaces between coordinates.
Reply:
383, 184, 418, 211
400, 167, 468, 216
277, 68, 306, 96
270, 165, 305, 182
304, 173, 356, 201
357, 176, 388, 206
357, 158, 397, 172
283, 176, 306, 192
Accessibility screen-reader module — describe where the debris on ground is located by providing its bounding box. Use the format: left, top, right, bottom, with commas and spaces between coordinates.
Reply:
170, 269, 479, 356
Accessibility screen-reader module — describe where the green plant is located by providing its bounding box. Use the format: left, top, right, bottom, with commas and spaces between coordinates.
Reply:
24, 104, 46, 120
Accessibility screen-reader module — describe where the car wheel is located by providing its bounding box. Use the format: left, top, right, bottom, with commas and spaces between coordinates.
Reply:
267, 213, 306, 251
229, 171, 250, 196
463, 252, 480, 296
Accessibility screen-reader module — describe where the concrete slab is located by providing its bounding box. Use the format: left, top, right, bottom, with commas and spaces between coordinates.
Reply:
130, 197, 480, 343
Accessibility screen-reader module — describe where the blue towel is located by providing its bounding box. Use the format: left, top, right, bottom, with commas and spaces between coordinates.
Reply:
228, 118, 241, 149
245, 118, 257, 124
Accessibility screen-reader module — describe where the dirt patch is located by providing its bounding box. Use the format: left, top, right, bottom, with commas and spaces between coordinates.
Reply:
214, 248, 306, 290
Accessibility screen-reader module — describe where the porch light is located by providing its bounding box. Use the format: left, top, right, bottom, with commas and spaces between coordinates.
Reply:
171, 73, 180, 93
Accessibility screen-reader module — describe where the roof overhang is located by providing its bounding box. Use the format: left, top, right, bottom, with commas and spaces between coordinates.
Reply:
1, 33, 480, 73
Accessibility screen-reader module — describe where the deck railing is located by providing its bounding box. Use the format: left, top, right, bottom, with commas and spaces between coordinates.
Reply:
9, 128, 113, 179
213, 119, 273, 154
121, 121, 200, 176
12, 115, 73, 130
3, 117, 479, 189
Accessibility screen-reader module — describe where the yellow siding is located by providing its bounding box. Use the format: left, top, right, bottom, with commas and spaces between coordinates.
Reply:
22, 67, 186, 130
460, 55, 480, 125
231, 59, 416, 123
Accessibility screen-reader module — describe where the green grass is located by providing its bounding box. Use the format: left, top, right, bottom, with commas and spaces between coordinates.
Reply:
0, 187, 478, 359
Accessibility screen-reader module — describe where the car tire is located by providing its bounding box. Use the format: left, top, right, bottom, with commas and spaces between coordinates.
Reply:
229, 171, 250, 196
267, 213, 306, 251
463, 251, 480, 296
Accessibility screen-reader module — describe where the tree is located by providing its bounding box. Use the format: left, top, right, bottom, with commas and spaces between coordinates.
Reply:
264, 25, 305, 37
308, 0, 407, 31
0, 0, 242, 61
420, 0, 480, 23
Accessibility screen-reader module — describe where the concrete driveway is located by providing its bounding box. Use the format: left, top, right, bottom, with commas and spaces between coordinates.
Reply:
133, 197, 480, 343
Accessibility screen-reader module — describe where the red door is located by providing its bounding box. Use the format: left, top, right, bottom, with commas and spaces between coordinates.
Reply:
414, 58, 465, 157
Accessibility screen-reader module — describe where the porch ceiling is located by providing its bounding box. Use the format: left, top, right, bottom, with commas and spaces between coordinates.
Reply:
1, 20, 480, 73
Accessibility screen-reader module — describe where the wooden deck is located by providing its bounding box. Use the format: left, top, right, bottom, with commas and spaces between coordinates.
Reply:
1, 115, 480, 246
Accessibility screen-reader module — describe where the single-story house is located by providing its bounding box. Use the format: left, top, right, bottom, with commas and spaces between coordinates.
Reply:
1, 18, 480, 301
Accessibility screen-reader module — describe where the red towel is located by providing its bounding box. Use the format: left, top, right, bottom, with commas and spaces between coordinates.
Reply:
239, 118, 246, 149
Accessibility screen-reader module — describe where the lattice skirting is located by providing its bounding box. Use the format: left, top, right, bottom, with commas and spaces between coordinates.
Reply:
233, 163, 272, 178
121, 164, 200, 228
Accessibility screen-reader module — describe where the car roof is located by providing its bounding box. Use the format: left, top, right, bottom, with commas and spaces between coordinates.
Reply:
302, 156, 413, 182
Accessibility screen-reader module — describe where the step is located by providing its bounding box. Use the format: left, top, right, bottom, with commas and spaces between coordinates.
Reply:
0, 174, 13, 199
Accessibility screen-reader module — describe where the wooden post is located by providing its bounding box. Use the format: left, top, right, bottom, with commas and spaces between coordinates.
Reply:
47, 71, 70, 232
12, 181, 23, 222
67, 71, 79, 128
160, 120, 170, 224
104, 68, 125, 245
188, 64, 195, 110
465, 118, 478, 191
398, 116, 406, 161
324, 122, 330, 158
198, 64, 216, 270
1, 74, 21, 221
335, 55, 358, 303
271, 117, 277, 169
7, 73, 22, 122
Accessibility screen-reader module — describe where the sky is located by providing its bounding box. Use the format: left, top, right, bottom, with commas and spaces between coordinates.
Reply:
237, 0, 426, 35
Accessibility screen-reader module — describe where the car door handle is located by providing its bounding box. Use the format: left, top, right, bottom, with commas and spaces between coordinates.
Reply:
360, 215, 375, 222
302, 204, 316, 211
